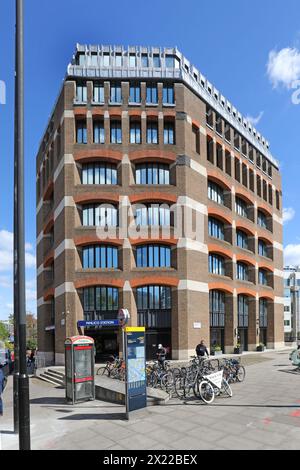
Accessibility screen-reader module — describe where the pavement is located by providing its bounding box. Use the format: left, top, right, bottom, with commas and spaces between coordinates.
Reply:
1, 349, 300, 450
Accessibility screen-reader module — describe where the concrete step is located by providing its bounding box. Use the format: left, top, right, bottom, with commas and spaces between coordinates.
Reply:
44, 370, 65, 385
38, 374, 65, 387
47, 369, 65, 380
39, 371, 65, 387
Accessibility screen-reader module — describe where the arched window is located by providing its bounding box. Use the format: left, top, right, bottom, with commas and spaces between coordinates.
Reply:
83, 286, 119, 315
136, 245, 171, 268
135, 204, 171, 226
209, 254, 225, 276
208, 181, 224, 205
137, 285, 171, 310
82, 245, 118, 269
235, 197, 248, 218
236, 230, 248, 250
209, 290, 225, 327
238, 295, 249, 327
135, 163, 170, 185
259, 269, 268, 286
82, 204, 118, 227
137, 285, 172, 328
259, 298, 268, 328
208, 217, 224, 240
236, 262, 249, 281
82, 163, 117, 185
258, 239, 267, 257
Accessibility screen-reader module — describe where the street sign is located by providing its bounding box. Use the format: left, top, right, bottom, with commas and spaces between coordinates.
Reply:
77, 320, 119, 328
124, 327, 147, 419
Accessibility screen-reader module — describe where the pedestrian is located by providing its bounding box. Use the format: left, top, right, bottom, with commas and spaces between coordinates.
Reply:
195, 340, 210, 358
0, 362, 7, 417
156, 344, 167, 368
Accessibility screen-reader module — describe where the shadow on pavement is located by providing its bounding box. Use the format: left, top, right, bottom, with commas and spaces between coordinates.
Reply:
30, 397, 66, 405
58, 412, 126, 421
0, 430, 16, 435
277, 369, 300, 375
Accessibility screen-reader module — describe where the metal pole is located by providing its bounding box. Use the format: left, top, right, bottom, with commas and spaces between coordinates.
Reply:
15, 0, 31, 450
13, 13, 20, 432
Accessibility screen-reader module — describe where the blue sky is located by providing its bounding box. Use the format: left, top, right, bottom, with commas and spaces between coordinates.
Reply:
0, 0, 300, 320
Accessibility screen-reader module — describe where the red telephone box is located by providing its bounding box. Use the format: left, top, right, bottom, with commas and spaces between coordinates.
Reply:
65, 336, 95, 404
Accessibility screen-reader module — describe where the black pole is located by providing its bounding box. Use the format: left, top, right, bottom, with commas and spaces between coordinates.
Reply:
15, 0, 31, 450
13, 0, 20, 434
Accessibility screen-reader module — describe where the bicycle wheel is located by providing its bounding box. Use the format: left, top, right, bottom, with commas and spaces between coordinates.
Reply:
198, 380, 215, 404
221, 378, 233, 397
97, 366, 108, 376
174, 375, 185, 399
161, 370, 174, 391
236, 365, 246, 382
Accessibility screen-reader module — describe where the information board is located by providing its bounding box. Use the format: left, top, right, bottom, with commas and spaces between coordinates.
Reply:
124, 327, 147, 418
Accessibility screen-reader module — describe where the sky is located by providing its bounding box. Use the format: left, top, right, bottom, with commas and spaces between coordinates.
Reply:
0, 0, 300, 321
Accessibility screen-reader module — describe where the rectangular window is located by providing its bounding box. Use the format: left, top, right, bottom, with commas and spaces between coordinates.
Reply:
206, 105, 214, 127
129, 83, 141, 103
141, 54, 149, 67
165, 56, 175, 68
93, 83, 104, 103
215, 114, 223, 135
146, 84, 158, 104
192, 126, 200, 154
153, 55, 161, 68
103, 54, 110, 66
110, 83, 122, 104
129, 54, 136, 67
163, 85, 174, 104
110, 121, 122, 144
115, 54, 122, 67
234, 131, 240, 151
147, 121, 158, 144
93, 121, 105, 144
225, 152, 232, 176
164, 122, 175, 144
76, 82, 87, 102
76, 121, 87, 144
130, 121, 141, 144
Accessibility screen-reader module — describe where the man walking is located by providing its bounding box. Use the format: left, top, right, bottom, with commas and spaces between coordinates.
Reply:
195, 340, 210, 358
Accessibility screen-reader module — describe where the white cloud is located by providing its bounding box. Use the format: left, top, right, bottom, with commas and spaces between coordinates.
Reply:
284, 244, 300, 266
267, 47, 300, 89
283, 207, 296, 224
0, 230, 36, 272
246, 111, 264, 126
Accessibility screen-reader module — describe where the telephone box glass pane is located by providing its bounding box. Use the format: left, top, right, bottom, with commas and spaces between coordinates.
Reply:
74, 348, 92, 378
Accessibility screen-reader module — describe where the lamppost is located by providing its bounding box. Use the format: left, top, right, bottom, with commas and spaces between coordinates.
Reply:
14, 0, 31, 450
290, 272, 299, 346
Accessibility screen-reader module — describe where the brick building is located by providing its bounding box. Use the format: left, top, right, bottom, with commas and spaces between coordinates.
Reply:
36, 45, 284, 365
